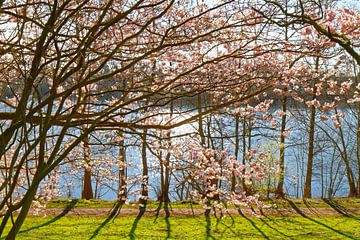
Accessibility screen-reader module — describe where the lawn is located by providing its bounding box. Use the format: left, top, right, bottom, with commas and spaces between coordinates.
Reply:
46, 197, 360, 209
46, 198, 203, 209
1, 214, 360, 239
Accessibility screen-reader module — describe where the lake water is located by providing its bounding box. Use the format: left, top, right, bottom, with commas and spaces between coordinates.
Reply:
0, 103, 357, 200
57, 106, 358, 200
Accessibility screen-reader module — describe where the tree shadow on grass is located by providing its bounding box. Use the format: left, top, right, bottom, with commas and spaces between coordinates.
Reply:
257, 211, 294, 239
286, 199, 356, 239
153, 201, 172, 239
20, 199, 79, 234
89, 200, 124, 240
128, 206, 146, 240
165, 214, 172, 239
218, 211, 241, 239
300, 199, 321, 216
321, 198, 359, 219
237, 208, 270, 240
154, 201, 170, 221
205, 210, 215, 240
154, 201, 163, 222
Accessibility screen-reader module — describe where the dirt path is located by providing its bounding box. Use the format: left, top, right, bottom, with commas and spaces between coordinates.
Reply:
29, 207, 360, 217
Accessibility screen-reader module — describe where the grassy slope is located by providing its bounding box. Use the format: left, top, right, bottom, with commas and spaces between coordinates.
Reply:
47, 197, 360, 209
2, 198, 357, 239
1, 215, 360, 239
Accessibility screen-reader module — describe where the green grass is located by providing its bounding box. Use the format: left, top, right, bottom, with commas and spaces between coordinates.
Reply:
265, 197, 360, 209
46, 197, 360, 210
47, 198, 203, 209
2, 214, 360, 239
47, 198, 118, 209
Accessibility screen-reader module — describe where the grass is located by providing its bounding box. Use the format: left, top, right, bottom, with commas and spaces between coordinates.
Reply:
1, 214, 360, 239
15, 197, 355, 239
46, 197, 360, 209
266, 197, 360, 209
46, 198, 203, 209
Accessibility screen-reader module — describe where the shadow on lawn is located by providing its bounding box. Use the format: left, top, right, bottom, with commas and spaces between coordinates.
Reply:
238, 208, 270, 240
257, 211, 292, 239
128, 205, 146, 240
302, 199, 321, 216
89, 201, 124, 240
321, 198, 358, 218
218, 212, 240, 239
153, 202, 172, 239
154, 201, 171, 221
286, 199, 357, 239
20, 199, 79, 234
205, 212, 215, 240
165, 214, 172, 239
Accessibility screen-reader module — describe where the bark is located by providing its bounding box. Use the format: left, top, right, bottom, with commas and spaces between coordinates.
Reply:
276, 92, 287, 198
247, 119, 253, 195
162, 102, 173, 204
335, 109, 357, 197
162, 150, 171, 203
140, 129, 148, 207
5, 179, 39, 239
357, 104, 360, 197
241, 119, 247, 193
81, 131, 93, 200
197, 94, 205, 146
0, 2, 58, 159
304, 58, 319, 199
276, 13, 289, 198
118, 129, 127, 203
231, 114, 240, 192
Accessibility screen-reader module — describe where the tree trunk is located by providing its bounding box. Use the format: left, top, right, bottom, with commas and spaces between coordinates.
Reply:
247, 119, 253, 195
162, 102, 173, 204
197, 93, 205, 146
118, 129, 127, 203
335, 108, 357, 197
241, 119, 247, 193
357, 103, 360, 197
163, 150, 171, 204
276, 91, 287, 198
304, 59, 318, 198
5, 181, 38, 239
277, 3, 289, 198
140, 129, 148, 207
81, 131, 93, 200
231, 114, 240, 192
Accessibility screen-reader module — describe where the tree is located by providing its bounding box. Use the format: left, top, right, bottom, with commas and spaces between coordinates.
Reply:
0, 1, 280, 237
3, 1, 359, 238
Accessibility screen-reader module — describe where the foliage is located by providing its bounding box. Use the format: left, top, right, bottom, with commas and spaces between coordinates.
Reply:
0, 0, 360, 238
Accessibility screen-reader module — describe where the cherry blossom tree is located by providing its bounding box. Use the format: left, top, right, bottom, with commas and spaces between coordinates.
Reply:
0, 1, 284, 237
1, 0, 359, 238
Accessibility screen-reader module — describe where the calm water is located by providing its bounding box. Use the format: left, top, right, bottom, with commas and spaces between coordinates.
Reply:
58, 107, 357, 200
0, 103, 356, 200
